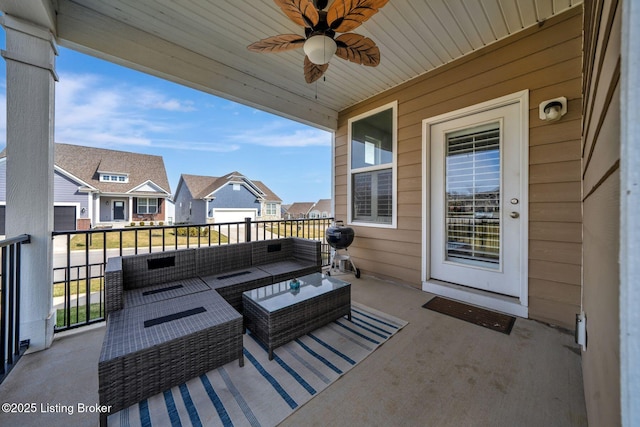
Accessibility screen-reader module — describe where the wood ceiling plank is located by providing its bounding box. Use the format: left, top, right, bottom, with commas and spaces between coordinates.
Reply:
518, 0, 540, 27
445, 0, 486, 50
430, 0, 474, 53
499, 0, 525, 32
54, 0, 583, 116
482, 0, 511, 39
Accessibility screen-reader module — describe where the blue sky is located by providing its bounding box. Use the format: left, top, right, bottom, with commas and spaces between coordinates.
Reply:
0, 31, 332, 204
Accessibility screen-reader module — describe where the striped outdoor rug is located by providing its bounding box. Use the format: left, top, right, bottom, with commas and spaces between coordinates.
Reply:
108, 302, 407, 427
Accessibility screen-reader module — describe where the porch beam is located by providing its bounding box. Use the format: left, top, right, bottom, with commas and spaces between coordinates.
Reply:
0, 0, 56, 32
55, 0, 339, 132
1, 14, 57, 351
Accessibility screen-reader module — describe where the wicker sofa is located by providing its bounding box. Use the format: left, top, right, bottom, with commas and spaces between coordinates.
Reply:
98, 237, 321, 424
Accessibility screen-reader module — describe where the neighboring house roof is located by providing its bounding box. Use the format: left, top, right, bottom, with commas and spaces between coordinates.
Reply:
311, 199, 332, 214
179, 172, 282, 202
0, 143, 171, 195
58, 144, 171, 195
287, 202, 315, 217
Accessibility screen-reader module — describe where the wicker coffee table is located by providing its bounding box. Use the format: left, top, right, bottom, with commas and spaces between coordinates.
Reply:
242, 273, 351, 360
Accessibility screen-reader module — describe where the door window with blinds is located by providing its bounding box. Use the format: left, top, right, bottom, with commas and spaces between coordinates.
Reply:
348, 102, 397, 227
445, 123, 501, 268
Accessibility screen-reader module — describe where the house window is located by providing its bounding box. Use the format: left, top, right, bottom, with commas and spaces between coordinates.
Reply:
100, 173, 128, 183
348, 101, 397, 227
138, 198, 158, 214
266, 203, 277, 216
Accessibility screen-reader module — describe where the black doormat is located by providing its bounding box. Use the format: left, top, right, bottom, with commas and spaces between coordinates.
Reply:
422, 297, 516, 335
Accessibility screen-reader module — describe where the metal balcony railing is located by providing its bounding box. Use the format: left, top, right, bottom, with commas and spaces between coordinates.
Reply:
0, 234, 31, 384
52, 218, 334, 332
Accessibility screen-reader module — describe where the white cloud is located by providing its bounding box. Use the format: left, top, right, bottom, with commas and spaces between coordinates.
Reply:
227, 122, 331, 148
133, 89, 196, 112
54, 72, 197, 149
152, 139, 241, 153
0, 71, 330, 154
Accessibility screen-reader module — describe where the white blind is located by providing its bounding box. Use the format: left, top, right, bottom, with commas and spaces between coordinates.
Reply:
445, 124, 500, 266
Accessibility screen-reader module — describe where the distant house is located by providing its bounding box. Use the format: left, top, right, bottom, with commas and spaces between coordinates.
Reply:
281, 204, 291, 219
284, 200, 332, 219
174, 172, 282, 224
0, 143, 171, 232
285, 202, 315, 219
309, 199, 332, 218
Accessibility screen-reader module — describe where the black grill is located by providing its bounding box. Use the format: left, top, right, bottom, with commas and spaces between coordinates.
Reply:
325, 221, 360, 278
325, 224, 355, 250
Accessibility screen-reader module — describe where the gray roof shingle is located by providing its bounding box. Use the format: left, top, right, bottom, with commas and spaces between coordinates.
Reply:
55, 143, 171, 194
1, 143, 171, 195
180, 172, 281, 202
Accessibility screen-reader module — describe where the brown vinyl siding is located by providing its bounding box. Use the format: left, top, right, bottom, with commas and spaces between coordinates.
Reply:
581, 0, 621, 425
335, 7, 583, 328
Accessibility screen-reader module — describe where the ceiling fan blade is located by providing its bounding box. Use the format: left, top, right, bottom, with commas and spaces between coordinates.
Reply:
248, 34, 306, 53
335, 33, 380, 66
327, 0, 389, 33
304, 56, 329, 83
274, 0, 320, 28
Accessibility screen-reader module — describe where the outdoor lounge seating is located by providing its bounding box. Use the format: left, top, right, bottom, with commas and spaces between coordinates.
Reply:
98, 237, 322, 424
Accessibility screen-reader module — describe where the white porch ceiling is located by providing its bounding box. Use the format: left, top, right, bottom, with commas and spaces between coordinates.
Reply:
2, 0, 582, 130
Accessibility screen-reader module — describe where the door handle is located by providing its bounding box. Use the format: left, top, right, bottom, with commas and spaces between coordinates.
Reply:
510, 212, 520, 219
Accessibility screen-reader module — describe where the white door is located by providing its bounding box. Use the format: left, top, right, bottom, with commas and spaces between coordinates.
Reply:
430, 102, 523, 297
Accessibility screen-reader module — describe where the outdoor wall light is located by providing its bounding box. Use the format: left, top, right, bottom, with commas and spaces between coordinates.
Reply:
304, 35, 337, 65
539, 97, 567, 122
81, 207, 86, 214
105, 200, 110, 206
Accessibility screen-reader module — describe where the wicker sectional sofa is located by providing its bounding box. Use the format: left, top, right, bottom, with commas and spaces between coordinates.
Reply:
98, 237, 321, 424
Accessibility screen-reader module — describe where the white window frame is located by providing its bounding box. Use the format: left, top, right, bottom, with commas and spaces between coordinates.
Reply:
265, 203, 277, 216
347, 101, 398, 228
100, 173, 129, 183
137, 197, 158, 214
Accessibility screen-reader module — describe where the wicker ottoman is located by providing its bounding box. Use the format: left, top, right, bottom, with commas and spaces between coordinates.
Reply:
98, 288, 243, 424
243, 273, 351, 360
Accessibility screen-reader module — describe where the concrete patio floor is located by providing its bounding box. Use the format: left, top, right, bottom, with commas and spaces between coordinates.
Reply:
0, 273, 587, 427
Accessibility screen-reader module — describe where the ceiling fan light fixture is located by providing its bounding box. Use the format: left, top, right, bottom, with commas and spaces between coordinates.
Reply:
303, 35, 337, 65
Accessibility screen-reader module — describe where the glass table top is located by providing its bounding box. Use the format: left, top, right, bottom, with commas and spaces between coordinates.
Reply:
242, 273, 350, 313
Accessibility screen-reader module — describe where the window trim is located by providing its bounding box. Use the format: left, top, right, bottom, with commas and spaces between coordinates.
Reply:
99, 173, 129, 183
137, 197, 159, 215
347, 100, 398, 228
265, 202, 277, 216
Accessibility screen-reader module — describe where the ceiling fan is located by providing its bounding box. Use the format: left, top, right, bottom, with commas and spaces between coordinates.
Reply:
248, 0, 389, 83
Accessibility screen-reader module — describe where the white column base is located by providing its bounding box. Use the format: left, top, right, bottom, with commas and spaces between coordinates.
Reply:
23, 310, 56, 354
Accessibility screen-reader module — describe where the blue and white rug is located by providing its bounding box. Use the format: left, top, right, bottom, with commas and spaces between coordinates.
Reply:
108, 302, 407, 427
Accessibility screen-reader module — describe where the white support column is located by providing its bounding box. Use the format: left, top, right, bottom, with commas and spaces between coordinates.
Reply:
129, 196, 134, 223
1, 15, 58, 351
621, 1, 640, 424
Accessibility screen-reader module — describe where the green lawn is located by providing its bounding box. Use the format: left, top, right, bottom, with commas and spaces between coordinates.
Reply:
264, 222, 326, 239
69, 227, 228, 250
53, 277, 102, 298
56, 303, 103, 327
